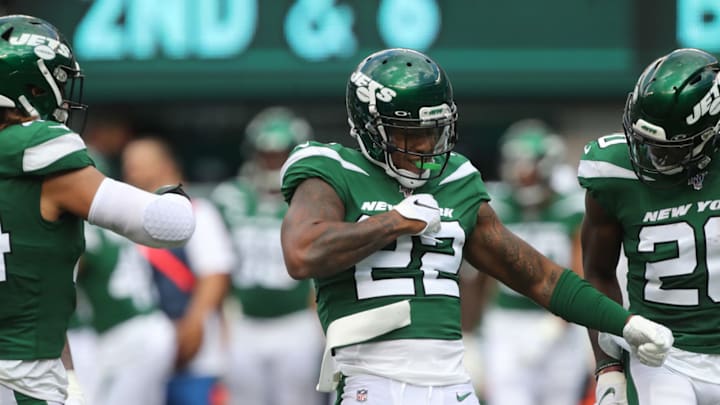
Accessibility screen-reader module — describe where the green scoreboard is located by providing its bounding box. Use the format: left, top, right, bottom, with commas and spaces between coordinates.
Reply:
10, 0, 720, 101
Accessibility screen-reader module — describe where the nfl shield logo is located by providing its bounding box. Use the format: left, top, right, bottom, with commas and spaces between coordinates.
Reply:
689, 171, 707, 190
356, 388, 368, 402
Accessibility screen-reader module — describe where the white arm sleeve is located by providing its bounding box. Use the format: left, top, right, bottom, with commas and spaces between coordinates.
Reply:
88, 178, 196, 248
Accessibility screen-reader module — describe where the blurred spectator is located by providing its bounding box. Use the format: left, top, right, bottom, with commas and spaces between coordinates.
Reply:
83, 115, 135, 178
210, 107, 325, 405
122, 137, 234, 405
462, 119, 593, 405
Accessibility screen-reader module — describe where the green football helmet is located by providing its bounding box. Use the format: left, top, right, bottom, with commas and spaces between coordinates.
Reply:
499, 119, 566, 207
0, 15, 85, 127
623, 48, 720, 185
241, 106, 312, 192
245, 106, 311, 153
346, 48, 457, 189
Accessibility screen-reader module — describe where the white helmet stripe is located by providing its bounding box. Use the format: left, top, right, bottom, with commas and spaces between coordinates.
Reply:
17, 95, 39, 118
0, 95, 16, 108
36, 59, 63, 106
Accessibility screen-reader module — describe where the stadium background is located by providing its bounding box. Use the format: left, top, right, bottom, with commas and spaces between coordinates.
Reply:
2, 0, 718, 184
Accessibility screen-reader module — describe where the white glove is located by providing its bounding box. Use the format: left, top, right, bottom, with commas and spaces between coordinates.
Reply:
622, 315, 674, 367
595, 371, 627, 405
393, 193, 441, 235
65, 370, 86, 405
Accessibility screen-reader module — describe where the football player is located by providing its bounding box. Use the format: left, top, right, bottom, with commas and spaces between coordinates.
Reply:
211, 107, 324, 405
279, 47, 673, 405
479, 120, 593, 405
74, 224, 177, 405
0, 15, 195, 405
580, 48, 720, 405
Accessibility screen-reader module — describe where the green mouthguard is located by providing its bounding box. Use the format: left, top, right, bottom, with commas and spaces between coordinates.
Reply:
416, 161, 442, 170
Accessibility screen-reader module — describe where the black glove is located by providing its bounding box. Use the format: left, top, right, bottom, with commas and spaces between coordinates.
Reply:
154, 183, 191, 201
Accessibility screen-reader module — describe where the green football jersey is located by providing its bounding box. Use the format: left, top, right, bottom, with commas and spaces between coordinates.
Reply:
211, 179, 312, 318
489, 184, 584, 310
281, 141, 489, 341
0, 120, 94, 359
579, 133, 720, 353
78, 225, 155, 333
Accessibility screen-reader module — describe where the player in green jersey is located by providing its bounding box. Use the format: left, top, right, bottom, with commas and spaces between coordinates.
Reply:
0, 15, 195, 405
476, 121, 593, 405
210, 107, 324, 405
279, 47, 673, 405
75, 224, 176, 405
579, 48, 720, 405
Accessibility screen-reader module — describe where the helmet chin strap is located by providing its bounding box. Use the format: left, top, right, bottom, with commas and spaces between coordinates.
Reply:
392, 168, 429, 189
17, 95, 39, 118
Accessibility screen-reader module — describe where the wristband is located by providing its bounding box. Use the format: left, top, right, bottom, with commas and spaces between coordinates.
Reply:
594, 361, 623, 379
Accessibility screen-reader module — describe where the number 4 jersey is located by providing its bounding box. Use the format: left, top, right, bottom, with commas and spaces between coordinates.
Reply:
0, 120, 94, 360
281, 141, 489, 343
579, 133, 720, 354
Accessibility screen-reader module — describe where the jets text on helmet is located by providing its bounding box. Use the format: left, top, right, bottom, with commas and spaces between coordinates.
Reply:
686, 72, 720, 125
9, 34, 71, 58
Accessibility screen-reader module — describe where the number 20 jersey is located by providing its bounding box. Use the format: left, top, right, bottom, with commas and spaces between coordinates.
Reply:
578, 133, 720, 353
281, 141, 489, 342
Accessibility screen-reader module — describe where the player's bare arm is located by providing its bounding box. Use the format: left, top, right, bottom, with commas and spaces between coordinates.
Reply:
176, 273, 230, 368
463, 201, 564, 308
581, 193, 624, 299
281, 177, 422, 279
582, 192, 626, 363
42, 166, 105, 221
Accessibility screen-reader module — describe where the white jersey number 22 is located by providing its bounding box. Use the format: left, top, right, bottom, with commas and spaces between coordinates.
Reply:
354, 220, 465, 299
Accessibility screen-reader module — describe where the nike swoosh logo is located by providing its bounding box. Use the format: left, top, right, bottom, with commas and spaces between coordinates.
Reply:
413, 200, 438, 210
584, 144, 592, 154
599, 387, 616, 403
456, 392, 472, 402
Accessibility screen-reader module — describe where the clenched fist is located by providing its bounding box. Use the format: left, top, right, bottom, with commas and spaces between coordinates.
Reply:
622, 315, 674, 367
393, 193, 441, 236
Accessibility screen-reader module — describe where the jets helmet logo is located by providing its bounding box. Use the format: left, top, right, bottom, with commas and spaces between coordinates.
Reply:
686, 72, 720, 125
350, 71, 396, 107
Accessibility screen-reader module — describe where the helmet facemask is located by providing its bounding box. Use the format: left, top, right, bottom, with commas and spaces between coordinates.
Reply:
36, 59, 87, 130
58, 61, 87, 132
359, 103, 457, 189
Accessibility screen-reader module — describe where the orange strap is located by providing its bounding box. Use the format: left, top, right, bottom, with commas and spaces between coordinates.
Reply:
137, 245, 196, 292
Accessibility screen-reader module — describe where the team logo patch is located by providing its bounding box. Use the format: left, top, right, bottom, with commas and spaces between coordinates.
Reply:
688, 171, 707, 190
356, 388, 368, 402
